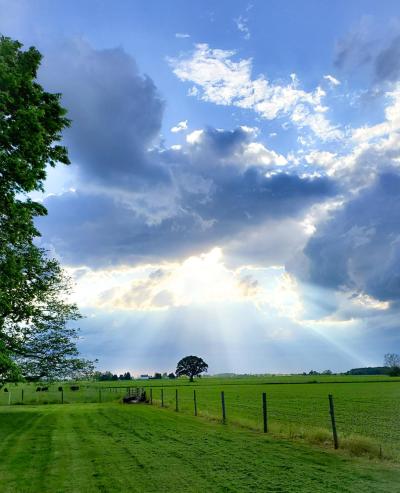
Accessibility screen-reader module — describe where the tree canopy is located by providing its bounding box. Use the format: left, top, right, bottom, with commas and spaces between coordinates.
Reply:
176, 356, 208, 382
384, 353, 400, 376
0, 36, 94, 382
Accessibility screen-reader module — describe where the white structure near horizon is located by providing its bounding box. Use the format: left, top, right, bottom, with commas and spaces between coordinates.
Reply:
138, 374, 150, 380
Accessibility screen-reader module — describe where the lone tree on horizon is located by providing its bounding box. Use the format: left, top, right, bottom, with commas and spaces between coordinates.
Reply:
176, 356, 208, 382
384, 353, 400, 376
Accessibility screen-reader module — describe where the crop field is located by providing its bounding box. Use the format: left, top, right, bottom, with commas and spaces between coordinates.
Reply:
0, 403, 399, 493
1, 375, 400, 460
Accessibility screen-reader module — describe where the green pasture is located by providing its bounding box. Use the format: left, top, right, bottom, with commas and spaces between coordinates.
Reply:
1, 375, 400, 459
148, 380, 400, 458
0, 403, 398, 493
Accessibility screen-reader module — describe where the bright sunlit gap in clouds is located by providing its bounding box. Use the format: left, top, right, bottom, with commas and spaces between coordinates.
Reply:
68, 247, 302, 316
66, 246, 372, 373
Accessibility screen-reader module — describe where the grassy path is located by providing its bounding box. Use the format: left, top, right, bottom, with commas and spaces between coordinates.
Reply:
0, 403, 398, 492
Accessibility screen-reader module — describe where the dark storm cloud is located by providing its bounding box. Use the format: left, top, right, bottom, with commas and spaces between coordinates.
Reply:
295, 172, 400, 303
39, 38, 168, 187
160, 126, 255, 169
38, 171, 335, 267
195, 168, 334, 230
194, 127, 249, 157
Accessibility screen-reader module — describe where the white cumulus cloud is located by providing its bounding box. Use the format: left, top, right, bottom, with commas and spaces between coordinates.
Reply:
241, 142, 287, 166
170, 120, 188, 133
186, 129, 204, 144
169, 44, 342, 141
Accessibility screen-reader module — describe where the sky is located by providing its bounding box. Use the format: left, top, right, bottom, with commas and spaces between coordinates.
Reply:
2, 0, 400, 375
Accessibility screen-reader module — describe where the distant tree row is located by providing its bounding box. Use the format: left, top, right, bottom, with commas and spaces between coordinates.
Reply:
306, 354, 400, 377
92, 371, 177, 381
345, 367, 391, 376
94, 371, 132, 381
345, 355, 400, 377
303, 370, 333, 376
153, 372, 176, 379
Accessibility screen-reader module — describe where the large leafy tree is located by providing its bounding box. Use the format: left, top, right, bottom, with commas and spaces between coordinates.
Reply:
0, 36, 94, 381
176, 356, 208, 382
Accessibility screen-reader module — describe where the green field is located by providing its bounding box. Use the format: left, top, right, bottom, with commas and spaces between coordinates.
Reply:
2, 375, 400, 460
0, 403, 399, 493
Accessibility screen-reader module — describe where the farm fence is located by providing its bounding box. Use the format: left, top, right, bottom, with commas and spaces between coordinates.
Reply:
145, 385, 400, 458
0, 382, 399, 458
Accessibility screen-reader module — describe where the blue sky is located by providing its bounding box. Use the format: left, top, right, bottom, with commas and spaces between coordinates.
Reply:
2, 0, 400, 375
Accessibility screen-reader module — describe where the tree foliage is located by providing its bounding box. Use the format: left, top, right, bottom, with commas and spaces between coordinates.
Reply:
384, 353, 400, 376
0, 36, 94, 381
176, 356, 208, 382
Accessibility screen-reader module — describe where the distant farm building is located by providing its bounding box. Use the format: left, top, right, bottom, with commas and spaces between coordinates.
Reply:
138, 374, 150, 380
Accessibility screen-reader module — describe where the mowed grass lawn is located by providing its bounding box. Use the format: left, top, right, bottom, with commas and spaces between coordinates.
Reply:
0, 403, 399, 493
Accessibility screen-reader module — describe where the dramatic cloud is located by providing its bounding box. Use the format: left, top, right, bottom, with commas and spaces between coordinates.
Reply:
33, 36, 400, 326
69, 248, 262, 311
34, 46, 336, 272
295, 172, 400, 304
39, 38, 168, 188
169, 44, 342, 140
289, 83, 400, 194
39, 167, 334, 267
66, 248, 306, 331
183, 126, 286, 166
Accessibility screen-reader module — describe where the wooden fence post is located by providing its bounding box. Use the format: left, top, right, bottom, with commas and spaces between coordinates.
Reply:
21, 389, 24, 404
175, 389, 179, 412
61, 388, 64, 404
328, 394, 339, 449
194, 389, 197, 416
161, 388, 164, 407
221, 391, 226, 424
150, 388, 153, 405
262, 392, 268, 433
99, 389, 102, 404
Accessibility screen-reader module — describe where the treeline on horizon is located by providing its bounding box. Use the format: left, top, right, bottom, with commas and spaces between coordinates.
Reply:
92, 367, 394, 381
345, 367, 392, 375
94, 371, 176, 381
